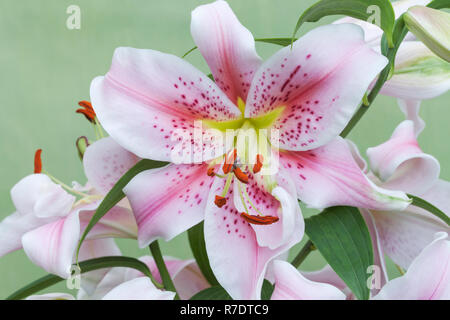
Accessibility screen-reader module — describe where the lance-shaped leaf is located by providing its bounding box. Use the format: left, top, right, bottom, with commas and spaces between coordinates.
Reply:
305, 206, 374, 300
190, 286, 232, 300
76, 159, 168, 261
409, 194, 450, 226
291, 0, 395, 47
188, 222, 219, 286
404, 6, 450, 62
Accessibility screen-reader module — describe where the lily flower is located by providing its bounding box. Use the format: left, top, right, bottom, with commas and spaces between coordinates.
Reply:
334, 0, 450, 135
358, 120, 449, 278
270, 232, 449, 300
0, 137, 139, 279
91, 0, 410, 299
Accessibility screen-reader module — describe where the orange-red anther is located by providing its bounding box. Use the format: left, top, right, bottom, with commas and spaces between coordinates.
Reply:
233, 167, 249, 184
34, 149, 42, 174
253, 154, 263, 174
222, 149, 237, 174
207, 167, 215, 177
76, 100, 96, 123
214, 195, 227, 208
240, 212, 279, 225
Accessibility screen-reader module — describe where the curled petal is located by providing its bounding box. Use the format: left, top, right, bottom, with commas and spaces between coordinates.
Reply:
271, 260, 346, 300
397, 99, 425, 136
367, 120, 440, 195
102, 277, 175, 300
280, 137, 410, 211
374, 232, 450, 300
191, 0, 261, 103
245, 24, 387, 151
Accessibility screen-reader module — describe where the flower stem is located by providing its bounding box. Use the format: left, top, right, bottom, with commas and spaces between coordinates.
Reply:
291, 240, 315, 268
149, 240, 180, 300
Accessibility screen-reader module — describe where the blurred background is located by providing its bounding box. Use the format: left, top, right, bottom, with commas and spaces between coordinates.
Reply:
0, 0, 448, 298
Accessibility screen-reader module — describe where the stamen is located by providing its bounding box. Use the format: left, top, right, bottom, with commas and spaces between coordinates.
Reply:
222, 149, 237, 174
214, 195, 226, 208
253, 154, 263, 174
240, 212, 279, 225
207, 167, 215, 177
76, 100, 97, 123
34, 149, 42, 174
233, 167, 249, 184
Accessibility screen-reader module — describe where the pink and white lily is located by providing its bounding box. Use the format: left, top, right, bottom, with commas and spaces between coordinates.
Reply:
334, 0, 450, 135
91, 0, 410, 299
358, 120, 449, 279
0, 137, 138, 279
270, 232, 450, 300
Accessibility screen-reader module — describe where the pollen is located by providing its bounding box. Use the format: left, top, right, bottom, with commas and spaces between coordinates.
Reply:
222, 149, 237, 174
240, 212, 279, 225
233, 167, 248, 184
34, 149, 42, 174
253, 154, 263, 174
207, 167, 215, 177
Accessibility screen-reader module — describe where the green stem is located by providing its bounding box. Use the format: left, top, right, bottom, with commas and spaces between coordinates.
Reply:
6, 256, 163, 300
291, 240, 315, 268
149, 241, 179, 300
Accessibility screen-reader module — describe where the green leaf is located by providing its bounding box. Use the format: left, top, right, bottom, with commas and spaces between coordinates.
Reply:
6, 256, 160, 300
261, 280, 274, 300
291, 0, 395, 47
149, 240, 179, 299
408, 194, 450, 226
427, 0, 450, 10
305, 206, 374, 300
190, 286, 232, 300
182, 37, 295, 58
76, 159, 168, 262
188, 222, 219, 286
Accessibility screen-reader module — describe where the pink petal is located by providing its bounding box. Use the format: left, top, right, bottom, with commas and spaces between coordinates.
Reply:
123, 163, 213, 247
204, 176, 302, 300
90, 47, 241, 163
233, 169, 303, 249
301, 265, 348, 292
280, 137, 410, 210
421, 179, 450, 215
367, 120, 440, 195
191, 0, 261, 103
374, 232, 450, 300
102, 277, 175, 300
372, 209, 448, 269
397, 99, 425, 136
11, 174, 74, 219
271, 261, 346, 300
83, 137, 140, 195
245, 24, 387, 151
26, 293, 75, 300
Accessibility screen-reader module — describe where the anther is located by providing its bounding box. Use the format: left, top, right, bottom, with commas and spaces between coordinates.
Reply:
233, 167, 249, 184
207, 167, 215, 177
214, 195, 227, 208
34, 149, 42, 174
240, 212, 279, 225
253, 154, 263, 174
76, 100, 96, 123
222, 149, 237, 174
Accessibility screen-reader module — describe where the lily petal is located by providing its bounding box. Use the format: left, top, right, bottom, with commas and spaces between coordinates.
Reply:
397, 99, 425, 136
91, 47, 241, 163
374, 232, 450, 300
367, 120, 440, 195
83, 137, 139, 195
123, 163, 213, 247
26, 293, 75, 300
271, 260, 346, 300
280, 137, 410, 210
102, 277, 175, 300
204, 175, 302, 300
245, 24, 387, 151
191, 0, 261, 103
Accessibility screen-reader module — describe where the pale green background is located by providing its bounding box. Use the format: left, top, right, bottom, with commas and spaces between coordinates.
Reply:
0, 0, 448, 298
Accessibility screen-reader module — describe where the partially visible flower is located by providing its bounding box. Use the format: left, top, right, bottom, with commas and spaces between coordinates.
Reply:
334, 0, 450, 136
91, 0, 409, 299
0, 137, 139, 279
269, 232, 450, 300
404, 6, 450, 63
